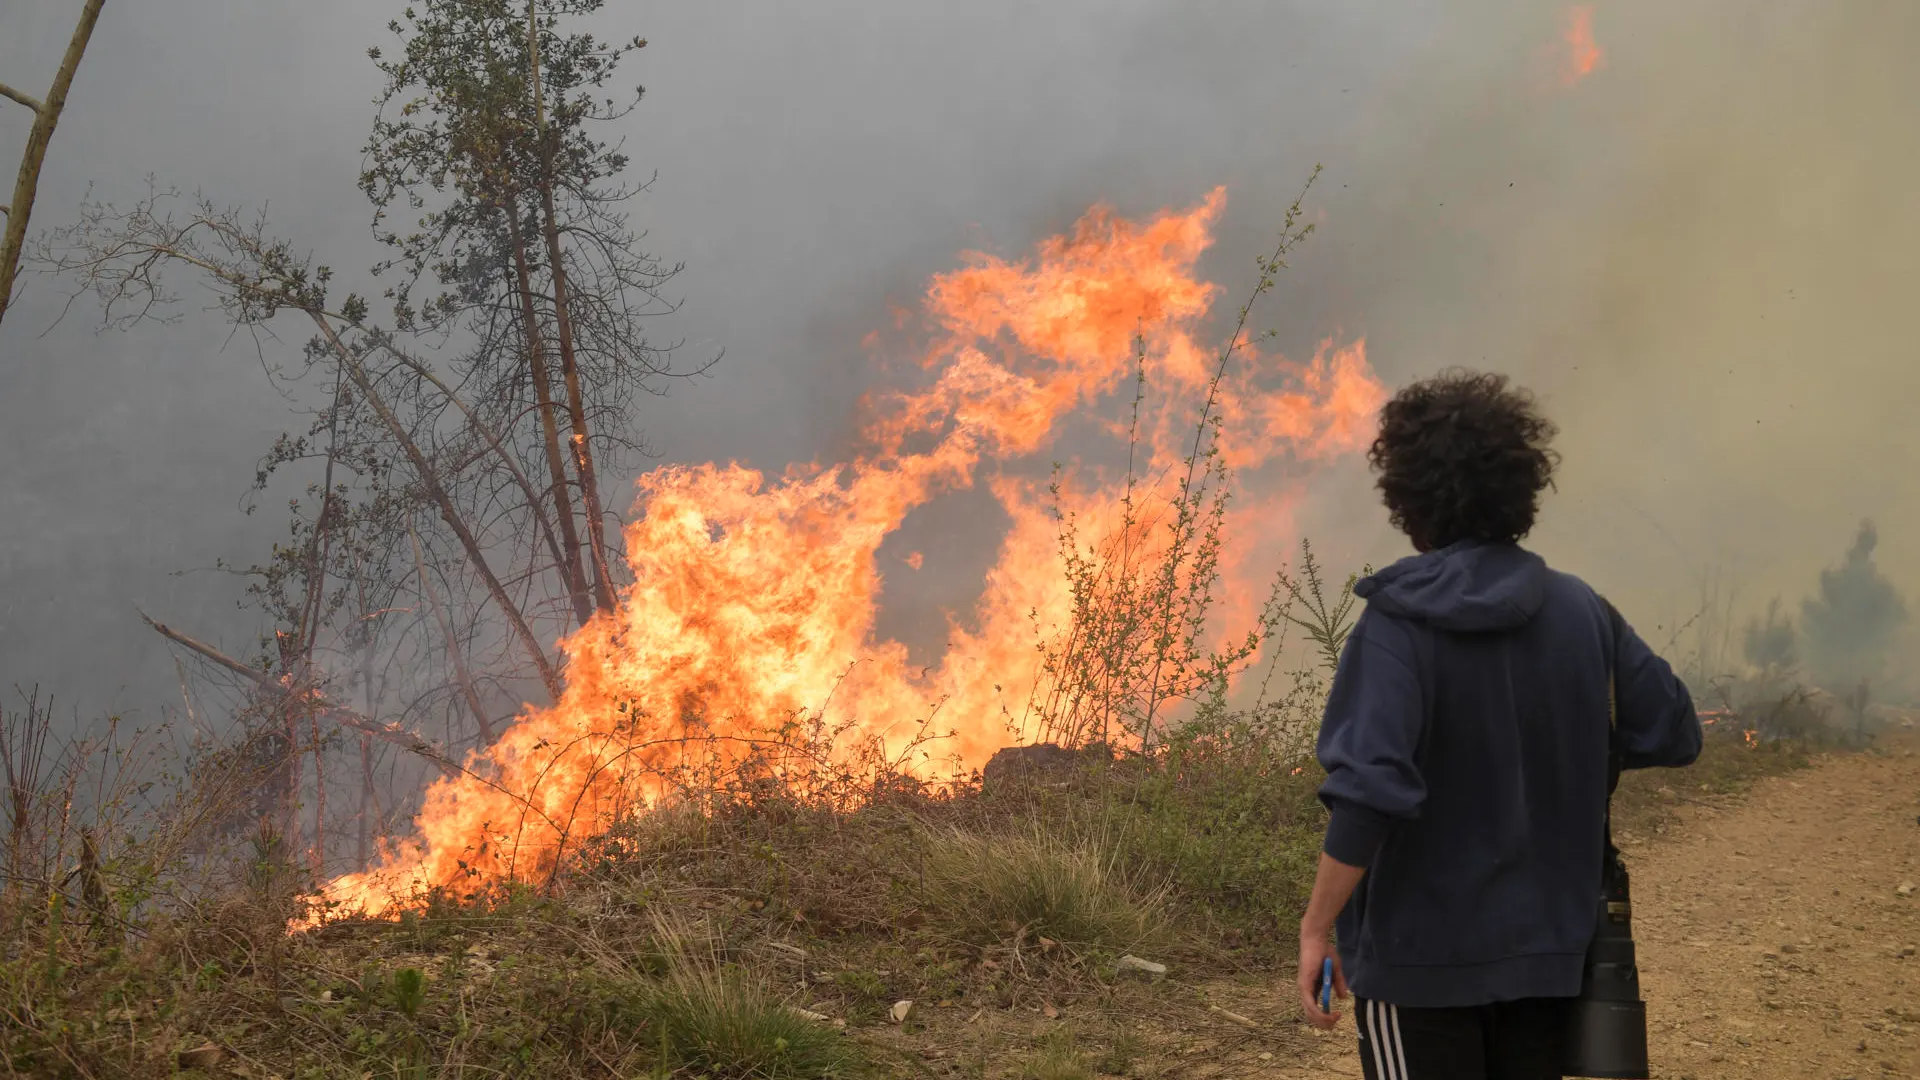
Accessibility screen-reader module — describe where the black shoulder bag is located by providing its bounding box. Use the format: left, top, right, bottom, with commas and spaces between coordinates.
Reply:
1562, 601, 1652, 1079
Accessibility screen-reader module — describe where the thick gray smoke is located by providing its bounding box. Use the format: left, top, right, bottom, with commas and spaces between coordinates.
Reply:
3, 0, 1917, 727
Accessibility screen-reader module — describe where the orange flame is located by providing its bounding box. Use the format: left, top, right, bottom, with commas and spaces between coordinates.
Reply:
1560, 6, 1604, 87
314, 188, 1385, 920
1743, 729, 1758, 747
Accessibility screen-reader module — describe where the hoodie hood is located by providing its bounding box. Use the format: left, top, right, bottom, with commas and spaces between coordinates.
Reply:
1354, 540, 1548, 632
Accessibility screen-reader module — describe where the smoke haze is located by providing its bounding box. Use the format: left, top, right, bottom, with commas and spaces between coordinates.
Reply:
3, 0, 1917, 726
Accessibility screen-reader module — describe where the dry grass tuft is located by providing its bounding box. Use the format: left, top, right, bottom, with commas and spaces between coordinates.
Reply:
920, 827, 1169, 955
647, 912, 865, 1079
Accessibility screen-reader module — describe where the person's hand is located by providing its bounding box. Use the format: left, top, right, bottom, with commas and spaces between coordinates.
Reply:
1297, 929, 1348, 1030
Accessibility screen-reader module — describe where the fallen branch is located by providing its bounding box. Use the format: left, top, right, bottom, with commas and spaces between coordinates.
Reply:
139, 610, 456, 774
1207, 1003, 1261, 1029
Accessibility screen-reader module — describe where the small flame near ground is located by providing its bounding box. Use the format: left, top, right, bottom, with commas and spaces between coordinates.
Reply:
1561, 6, 1604, 87
311, 188, 1386, 922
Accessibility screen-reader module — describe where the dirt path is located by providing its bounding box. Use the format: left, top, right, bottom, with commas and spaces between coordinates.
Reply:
1623, 738, 1920, 1079
1250, 738, 1920, 1080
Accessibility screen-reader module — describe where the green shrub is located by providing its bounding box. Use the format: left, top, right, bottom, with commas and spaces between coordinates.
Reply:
1100, 742, 1325, 926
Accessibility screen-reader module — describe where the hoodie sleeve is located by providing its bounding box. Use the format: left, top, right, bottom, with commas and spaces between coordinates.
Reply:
1606, 601, 1703, 770
1315, 609, 1428, 868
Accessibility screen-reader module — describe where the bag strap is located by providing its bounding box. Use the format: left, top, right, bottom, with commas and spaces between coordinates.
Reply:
1601, 599, 1627, 888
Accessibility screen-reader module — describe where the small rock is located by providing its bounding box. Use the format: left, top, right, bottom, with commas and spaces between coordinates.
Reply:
1259, 1052, 1274, 1062
1898, 882, 1915, 898
1902, 945, 1917, 957
889, 1000, 914, 1024
1115, 954, 1168, 981
1864, 1020, 1885, 1032
1780, 943, 1799, 955
791, 1006, 834, 1023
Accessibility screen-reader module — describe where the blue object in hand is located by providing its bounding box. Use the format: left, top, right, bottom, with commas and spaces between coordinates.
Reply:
1319, 956, 1334, 1011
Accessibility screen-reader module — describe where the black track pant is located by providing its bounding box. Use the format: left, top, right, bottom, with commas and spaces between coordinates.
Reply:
1354, 996, 1565, 1080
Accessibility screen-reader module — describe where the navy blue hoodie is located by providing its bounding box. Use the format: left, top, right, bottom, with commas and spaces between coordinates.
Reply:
1316, 540, 1700, 1009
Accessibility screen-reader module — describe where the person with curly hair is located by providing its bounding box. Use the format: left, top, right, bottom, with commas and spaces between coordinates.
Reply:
1293, 370, 1702, 1079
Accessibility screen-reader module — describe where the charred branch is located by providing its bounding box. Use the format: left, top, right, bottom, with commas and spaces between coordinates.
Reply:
139, 611, 456, 774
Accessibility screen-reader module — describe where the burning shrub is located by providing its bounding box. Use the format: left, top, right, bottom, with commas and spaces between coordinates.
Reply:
292, 173, 1385, 921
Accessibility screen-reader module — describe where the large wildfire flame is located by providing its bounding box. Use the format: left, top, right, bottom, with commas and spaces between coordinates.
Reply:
316, 188, 1385, 919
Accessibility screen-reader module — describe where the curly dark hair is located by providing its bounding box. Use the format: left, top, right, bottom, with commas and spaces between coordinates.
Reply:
1368, 370, 1559, 552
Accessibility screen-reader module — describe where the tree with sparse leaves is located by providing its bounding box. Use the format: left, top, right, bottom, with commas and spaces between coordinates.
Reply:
361, 0, 703, 626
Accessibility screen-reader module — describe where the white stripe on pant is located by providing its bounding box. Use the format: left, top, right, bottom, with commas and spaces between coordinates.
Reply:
1388, 1002, 1409, 1077
1364, 1000, 1411, 1080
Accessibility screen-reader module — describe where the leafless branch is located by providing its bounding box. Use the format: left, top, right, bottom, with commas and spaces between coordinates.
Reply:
139, 611, 456, 773
0, 0, 106, 328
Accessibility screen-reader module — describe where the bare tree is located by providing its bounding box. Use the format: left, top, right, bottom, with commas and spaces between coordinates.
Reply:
0, 0, 105, 329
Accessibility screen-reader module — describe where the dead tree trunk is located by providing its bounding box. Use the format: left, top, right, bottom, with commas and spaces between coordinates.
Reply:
0, 0, 105, 328
506, 205, 594, 626
527, 2, 616, 615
